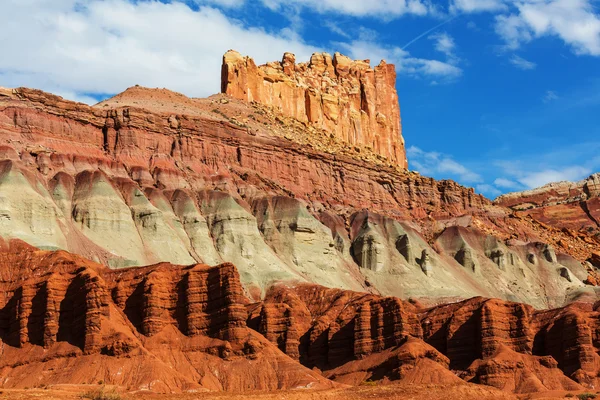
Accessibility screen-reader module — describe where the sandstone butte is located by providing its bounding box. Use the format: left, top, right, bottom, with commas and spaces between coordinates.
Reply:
0, 51, 598, 399
222, 50, 407, 169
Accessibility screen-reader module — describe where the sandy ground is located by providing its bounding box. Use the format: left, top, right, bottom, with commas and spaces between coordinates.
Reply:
1, 384, 597, 400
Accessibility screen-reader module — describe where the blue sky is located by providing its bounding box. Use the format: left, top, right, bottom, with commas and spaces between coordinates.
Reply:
1, 0, 600, 198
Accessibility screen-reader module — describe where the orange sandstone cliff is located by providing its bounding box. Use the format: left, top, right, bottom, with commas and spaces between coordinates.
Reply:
221, 50, 407, 168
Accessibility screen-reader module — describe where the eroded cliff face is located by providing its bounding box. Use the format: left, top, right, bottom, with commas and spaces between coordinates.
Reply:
0, 240, 333, 392
249, 284, 600, 394
496, 175, 600, 271
1, 51, 600, 397
221, 50, 407, 168
1, 240, 599, 395
0, 86, 598, 308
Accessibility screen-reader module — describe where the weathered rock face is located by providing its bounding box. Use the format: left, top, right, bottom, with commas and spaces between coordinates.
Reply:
249, 284, 600, 393
1, 241, 600, 395
0, 240, 333, 392
222, 50, 407, 168
496, 174, 600, 233
0, 86, 598, 308
495, 175, 600, 285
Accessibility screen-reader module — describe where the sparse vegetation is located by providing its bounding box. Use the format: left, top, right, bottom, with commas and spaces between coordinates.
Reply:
80, 386, 122, 400
577, 394, 597, 400
360, 380, 378, 387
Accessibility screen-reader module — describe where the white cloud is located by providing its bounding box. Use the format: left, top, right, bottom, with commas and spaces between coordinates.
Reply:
517, 166, 592, 188
408, 146, 482, 183
494, 177, 522, 189
192, 0, 246, 8
429, 32, 459, 63
53, 90, 100, 106
467, 21, 478, 30
495, 153, 596, 190
494, 13, 533, 50
476, 184, 502, 197
0, 0, 464, 101
0, 0, 319, 99
451, 0, 507, 13
544, 90, 559, 102
323, 21, 351, 38
261, 0, 432, 18
509, 54, 536, 69
496, 0, 600, 56
337, 40, 463, 82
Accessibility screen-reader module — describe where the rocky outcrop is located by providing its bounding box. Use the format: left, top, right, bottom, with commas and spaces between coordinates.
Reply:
1, 241, 599, 394
250, 285, 600, 393
496, 174, 600, 209
222, 50, 407, 168
0, 77, 598, 308
0, 240, 333, 392
496, 174, 600, 233
5, 85, 592, 307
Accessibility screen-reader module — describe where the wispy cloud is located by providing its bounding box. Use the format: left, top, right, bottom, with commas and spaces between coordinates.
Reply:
509, 54, 536, 70
476, 184, 502, 197
193, 0, 246, 8
323, 21, 351, 38
544, 90, 559, 102
0, 0, 320, 100
261, 0, 432, 18
494, 177, 522, 189
450, 0, 507, 14
515, 166, 591, 188
492, 143, 600, 190
337, 39, 463, 82
494, 0, 600, 56
408, 146, 482, 183
429, 32, 460, 64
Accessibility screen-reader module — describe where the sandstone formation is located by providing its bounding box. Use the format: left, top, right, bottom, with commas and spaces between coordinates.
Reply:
496, 174, 600, 233
0, 240, 333, 392
0, 85, 598, 308
222, 50, 407, 168
1, 49, 600, 397
249, 284, 600, 394
1, 240, 599, 395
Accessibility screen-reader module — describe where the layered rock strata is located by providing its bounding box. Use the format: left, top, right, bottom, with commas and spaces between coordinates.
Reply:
0, 240, 332, 392
1, 241, 599, 394
496, 174, 600, 233
0, 86, 598, 307
222, 50, 407, 168
249, 284, 600, 393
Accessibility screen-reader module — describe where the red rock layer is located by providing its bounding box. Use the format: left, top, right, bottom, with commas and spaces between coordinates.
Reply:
0, 87, 484, 222
249, 286, 600, 393
222, 50, 407, 168
0, 240, 332, 392
1, 241, 599, 394
496, 174, 600, 234
248, 285, 421, 371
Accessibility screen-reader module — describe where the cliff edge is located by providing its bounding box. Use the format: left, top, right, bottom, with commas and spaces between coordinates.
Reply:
221, 50, 407, 168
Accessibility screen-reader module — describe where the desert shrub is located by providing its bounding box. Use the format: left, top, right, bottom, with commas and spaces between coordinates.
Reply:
360, 380, 378, 387
577, 394, 597, 400
80, 386, 121, 400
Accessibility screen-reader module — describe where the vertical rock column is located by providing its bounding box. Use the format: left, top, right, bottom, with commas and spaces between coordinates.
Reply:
221, 50, 408, 168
